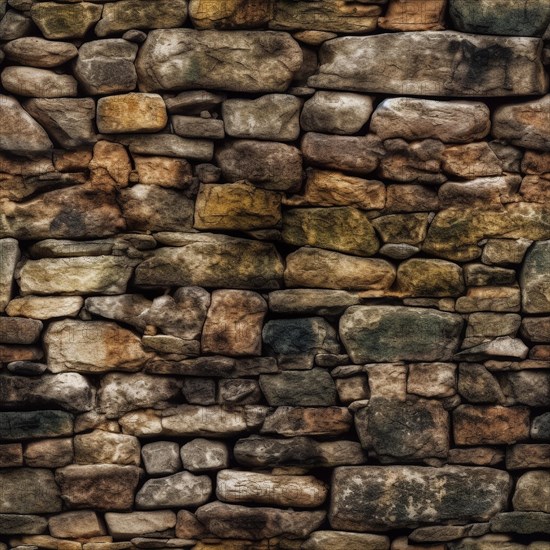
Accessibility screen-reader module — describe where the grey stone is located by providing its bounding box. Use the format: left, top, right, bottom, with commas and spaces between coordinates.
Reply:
216, 139, 302, 191
136, 29, 303, 93
181, 377, 216, 405
1, 66, 78, 98
0, 9, 32, 41
458, 364, 506, 403
262, 317, 340, 369
3, 37, 78, 68
339, 306, 463, 363
136, 471, 212, 510
180, 439, 229, 472
532, 413, 550, 440
0, 94, 53, 156
0, 410, 73, 440
490, 512, 550, 535
309, 31, 548, 97
142, 441, 182, 476
74, 39, 138, 95
409, 524, 491, 543
6, 362, 47, 376
330, 466, 510, 530
0, 238, 19, 312
85, 294, 152, 331
172, 115, 225, 139
513, 471, 550, 513
260, 369, 336, 406
0, 469, 62, 514
355, 397, 449, 462
223, 94, 301, 141
449, 0, 550, 37
498, 371, 550, 407
24, 98, 96, 148
165, 90, 225, 114
521, 317, 550, 343
380, 244, 420, 260
464, 264, 516, 287
303, 531, 390, 550
521, 240, 550, 313
219, 379, 261, 405
74, 430, 140, 466
120, 134, 214, 161
0, 514, 48, 536
456, 337, 529, 361
300, 91, 373, 135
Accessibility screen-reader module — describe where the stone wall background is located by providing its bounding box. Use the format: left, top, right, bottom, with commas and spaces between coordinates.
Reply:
0, 0, 550, 548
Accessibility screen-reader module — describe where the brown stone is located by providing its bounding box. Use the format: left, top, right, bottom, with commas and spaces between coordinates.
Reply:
455, 287, 521, 313
513, 471, 550, 513
453, 405, 530, 445
379, 0, 446, 31
0, 443, 23, 468
385, 185, 440, 213
0, 317, 42, 344
89, 141, 132, 188
407, 363, 457, 398
48, 511, 105, 539
394, 259, 464, 297
442, 143, 503, 179
134, 155, 193, 188
24, 438, 74, 468
189, 0, 272, 29
74, 430, 141, 466
506, 444, 550, 470
261, 407, 352, 437
448, 447, 505, 466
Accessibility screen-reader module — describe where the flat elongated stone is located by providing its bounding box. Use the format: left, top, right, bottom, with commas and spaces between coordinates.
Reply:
449, 0, 550, 37
370, 98, 490, 143
24, 438, 73, 469
30, 2, 102, 39
95, 0, 188, 37
189, 0, 272, 29
0, 469, 62, 514
268, 289, 359, 316
330, 466, 510, 531
18, 256, 135, 296
0, 410, 73, 440
304, 531, 389, 550
309, 31, 548, 97
283, 207, 379, 257
135, 233, 283, 290
74, 430, 140, 466
340, 306, 463, 363
216, 140, 302, 191
0, 514, 48, 536
261, 407, 352, 437
45, 320, 150, 374
379, 0, 445, 31
105, 511, 176, 539
216, 470, 328, 508
1, 66, 77, 98
521, 240, 550, 313
490, 511, 550, 535
136, 29, 303, 93
394, 259, 464, 297
285, 247, 395, 290
121, 134, 214, 161
50, 512, 104, 539
3, 37, 77, 68
0, 317, 41, 345
0, 239, 19, 312
56, 464, 141, 511
196, 501, 325, 540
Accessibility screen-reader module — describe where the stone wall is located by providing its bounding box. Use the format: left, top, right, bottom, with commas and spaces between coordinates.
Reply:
0, 0, 549, 549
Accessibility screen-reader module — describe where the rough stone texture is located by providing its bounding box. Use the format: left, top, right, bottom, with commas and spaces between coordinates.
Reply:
104, 510, 176, 539
521, 240, 550, 313
189, 0, 272, 30
3, 37, 77, 68
0, 410, 73, 440
330, 466, 510, 531
0, 469, 62, 513
303, 531, 390, 550
136, 29, 303, 93
309, 32, 548, 97
513, 471, 550, 513
30, 2, 102, 39
142, 441, 181, 475
48, 511, 105, 539
181, 439, 229, 472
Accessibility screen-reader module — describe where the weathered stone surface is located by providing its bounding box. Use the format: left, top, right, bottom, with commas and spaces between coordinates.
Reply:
181, 439, 229, 472
216, 140, 302, 191
449, 0, 550, 37
172, 115, 225, 139
136, 471, 211, 509
371, 99, 490, 143
364, 364, 407, 401
235, 436, 366, 467
456, 287, 521, 313
290, 169, 385, 210
268, 289, 359, 316
356, 397, 449, 462
166, 89, 225, 114
386, 184, 440, 213
0, 9, 32, 41
74, 39, 138, 96
394, 259, 464, 297
260, 369, 336, 406
189, 0, 271, 29
3, 37, 77, 68
261, 407, 352, 437
458, 364, 505, 404
0, 94, 53, 156
222, 94, 301, 141
97, 93, 167, 134
493, 96, 550, 152
283, 207, 379, 257
217, 470, 328, 508
532, 413, 550, 440
24, 98, 96, 150
490, 511, 550, 535
0, 410, 73, 440
56, 464, 141, 511
522, 317, 550, 343
0, 373, 94, 413
134, 155, 193, 188
136, 29, 302, 93
194, 182, 282, 231
506, 444, 550, 470
0, 184, 125, 240
0, 443, 22, 468
99, 372, 181, 418
335, 375, 370, 404
408, 363, 457, 398
30, 2, 102, 39
219, 379, 261, 405
142, 441, 181, 476
96, 0, 188, 37
483, 238, 533, 266
340, 306, 463, 363
45, 320, 150, 374
464, 265, 516, 288
196, 501, 325, 540
513, 471, 550, 513
302, 132, 383, 175
372, 214, 428, 245
0, 239, 19, 313
303, 531, 390, 550
74, 430, 140, 466
0, 469, 62, 513
409, 524, 490, 543
0, 514, 48, 536
25, 438, 73, 468
330, 466, 510, 531
309, 32, 548, 97
135, 234, 283, 289
285, 247, 395, 290
271, 0, 380, 33
0, 317, 41, 345
379, 0, 445, 31
2, 66, 77, 98
19, 256, 135, 296
521, 240, 550, 313
121, 134, 214, 161
453, 405, 530, 445
442, 143, 502, 179
85, 294, 151, 331
262, 317, 339, 369
201, 290, 267, 357
498, 371, 550, 407
105, 510, 176, 539
300, 91, 373, 135
49, 511, 105, 539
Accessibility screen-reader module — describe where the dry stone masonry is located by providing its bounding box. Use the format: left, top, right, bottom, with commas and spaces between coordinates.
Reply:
0, 0, 549, 549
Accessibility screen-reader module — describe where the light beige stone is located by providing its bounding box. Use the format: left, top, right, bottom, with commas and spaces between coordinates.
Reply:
48, 511, 105, 539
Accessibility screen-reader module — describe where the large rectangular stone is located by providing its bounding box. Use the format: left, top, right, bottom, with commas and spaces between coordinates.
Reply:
309, 31, 548, 97
0, 410, 73, 440
330, 466, 510, 531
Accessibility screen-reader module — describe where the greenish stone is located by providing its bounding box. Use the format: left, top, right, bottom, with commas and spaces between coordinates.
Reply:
282, 207, 379, 257
31, 2, 102, 39
0, 410, 73, 440
449, 0, 550, 37
394, 259, 464, 297
372, 213, 429, 245
490, 512, 550, 535
521, 240, 550, 313
339, 306, 463, 363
